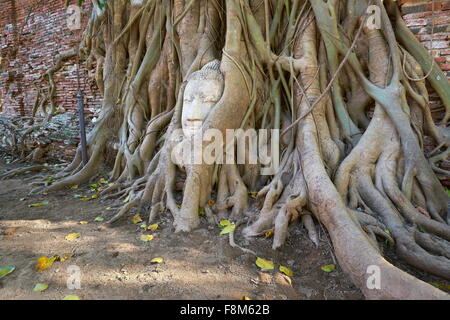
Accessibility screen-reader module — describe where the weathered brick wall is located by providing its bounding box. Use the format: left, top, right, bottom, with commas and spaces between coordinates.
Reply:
400, 0, 450, 123
0, 0, 101, 116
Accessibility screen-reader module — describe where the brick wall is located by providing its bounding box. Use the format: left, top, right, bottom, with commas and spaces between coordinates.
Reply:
0, 0, 101, 116
400, 0, 450, 123
0, 1, 448, 118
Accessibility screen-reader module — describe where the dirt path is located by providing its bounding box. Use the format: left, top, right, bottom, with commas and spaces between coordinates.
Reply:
0, 157, 366, 300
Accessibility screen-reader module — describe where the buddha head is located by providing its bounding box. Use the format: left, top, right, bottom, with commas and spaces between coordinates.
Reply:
182, 60, 224, 138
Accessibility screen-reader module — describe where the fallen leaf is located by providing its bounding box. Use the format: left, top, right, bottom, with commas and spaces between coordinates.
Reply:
20, 197, 27, 201
3, 227, 18, 236
33, 283, 48, 292
242, 296, 252, 300
63, 295, 80, 300
140, 223, 147, 229
255, 257, 274, 271
320, 264, 336, 273
44, 176, 53, 183
59, 252, 74, 262
80, 197, 90, 201
91, 194, 100, 199
248, 191, 258, 199
73, 194, 83, 199
65, 233, 80, 241
36, 256, 57, 272
140, 234, 154, 242
79, 221, 88, 225
123, 195, 131, 203
198, 207, 206, 216
28, 201, 49, 208
70, 185, 78, 190
148, 224, 159, 232
279, 266, 294, 277
431, 281, 450, 291
108, 182, 114, 187
265, 229, 274, 238
220, 223, 236, 235
150, 257, 164, 264
90, 184, 99, 189
94, 217, 104, 222
219, 220, 231, 227
99, 178, 108, 184
207, 200, 216, 207
131, 214, 142, 224
0, 265, 15, 279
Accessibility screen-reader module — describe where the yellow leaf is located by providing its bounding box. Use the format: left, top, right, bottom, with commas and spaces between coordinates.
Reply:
255, 257, 274, 271
91, 194, 100, 199
36, 256, 57, 272
220, 223, 236, 235
265, 229, 274, 238
70, 185, 78, 190
123, 195, 131, 203
140, 234, 154, 242
33, 283, 48, 292
65, 233, 80, 241
79, 221, 88, 225
131, 214, 143, 224
59, 252, 74, 262
150, 257, 164, 264
431, 281, 450, 291
279, 266, 293, 277
63, 295, 80, 300
207, 200, 215, 207
320, 264, 336, 273
80, 197, 90, 201
148, 224, 159, 232
219, 220, 231, 227
242, 296, 252, 300
248, 191, 258, 199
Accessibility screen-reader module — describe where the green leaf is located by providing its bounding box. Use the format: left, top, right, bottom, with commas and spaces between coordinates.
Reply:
220, 223, 236, 235
219, 220, 231, 227
0, 265, 15, 279
63, 295, 81, 300
279, 266, 293, 277
33, 283, 49, 292
28, 201, 49, 207
320, 264, 336, 273
255, 257, 274, 271
94, 217, 104, 222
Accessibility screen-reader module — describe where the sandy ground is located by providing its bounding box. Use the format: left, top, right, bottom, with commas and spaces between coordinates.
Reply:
0, 156, 385, 300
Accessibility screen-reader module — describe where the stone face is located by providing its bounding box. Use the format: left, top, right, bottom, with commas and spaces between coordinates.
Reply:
181, 60, 224, 139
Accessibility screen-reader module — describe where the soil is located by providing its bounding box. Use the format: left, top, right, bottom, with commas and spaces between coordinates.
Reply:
0, 155, 445, 300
